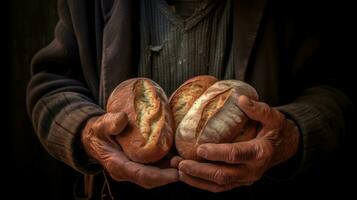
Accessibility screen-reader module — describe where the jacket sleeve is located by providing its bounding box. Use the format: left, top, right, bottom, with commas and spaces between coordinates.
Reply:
277, 86, 353, 176
271, 6, 354, 178
26, 0, 104, 174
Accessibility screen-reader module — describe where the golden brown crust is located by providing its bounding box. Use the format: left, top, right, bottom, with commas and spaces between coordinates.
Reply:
169, 75, 218, 129
173, 79, 259, 160
107, 78, 174, 164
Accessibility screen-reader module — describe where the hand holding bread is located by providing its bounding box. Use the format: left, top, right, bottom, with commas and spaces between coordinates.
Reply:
81, 112, 178, 189
172, 95, 301, 193
169, 76, 259, 160
106, 78, 174, 164
105, 76, 259, 163
84, 75, 300, 191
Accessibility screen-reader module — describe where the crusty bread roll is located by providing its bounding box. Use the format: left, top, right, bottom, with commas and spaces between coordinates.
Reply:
169, 75, 218, 129
170, 77, 259, 160
107, 78, 174, 164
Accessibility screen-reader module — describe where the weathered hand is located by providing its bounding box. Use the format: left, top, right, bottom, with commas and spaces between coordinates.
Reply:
171, 95, 300, 192
81, 112, 178, 189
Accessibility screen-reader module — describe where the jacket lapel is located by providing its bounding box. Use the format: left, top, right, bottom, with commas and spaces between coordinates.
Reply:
233, 0, 267, 80
100, 0, 136, 107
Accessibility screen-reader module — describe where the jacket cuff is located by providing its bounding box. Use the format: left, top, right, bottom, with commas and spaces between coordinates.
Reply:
34, 93, 105, 174
265, 102, 326, 181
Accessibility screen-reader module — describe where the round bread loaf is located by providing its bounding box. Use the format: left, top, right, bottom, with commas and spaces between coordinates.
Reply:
169, 75, 219, 129
170, 77, 259, 160
107, 78, 174, 164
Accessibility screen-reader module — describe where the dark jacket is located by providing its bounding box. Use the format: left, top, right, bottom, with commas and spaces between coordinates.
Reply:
26, 0, 354, 199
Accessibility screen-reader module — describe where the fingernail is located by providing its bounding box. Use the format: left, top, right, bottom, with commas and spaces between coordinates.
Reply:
197, 146, 208, 158
239, 96, 254, 107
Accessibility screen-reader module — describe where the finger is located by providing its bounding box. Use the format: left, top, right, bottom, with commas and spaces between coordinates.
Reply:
197, 140, 263, 164
102, 112, 128, 135
178, 160, 248, 185
94, 112, 128, 136
179, 171, 241, 193
170, 156, 184, 169
101, 150, 131, 181
238, 95, 282, 128
105, 151, 178, 187
123, 162, 178, 189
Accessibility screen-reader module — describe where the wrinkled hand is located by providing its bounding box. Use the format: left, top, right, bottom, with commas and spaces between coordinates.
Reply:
81, 112, 178, 189
171, 95, 300, 192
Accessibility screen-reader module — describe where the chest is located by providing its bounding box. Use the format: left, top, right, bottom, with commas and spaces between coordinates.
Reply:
138, 0, 234, 94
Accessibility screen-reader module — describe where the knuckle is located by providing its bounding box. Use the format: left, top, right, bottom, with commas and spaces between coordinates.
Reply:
134, 168, 145, 180
253, 141, 272, 161
109, 119, 119, 132
81, 130, 92, 143
104, 159, 117, 173
253, 143, 264, 160
213, 169, 229, 185
235, 143, 257, 162
117, 112, 128, 123
103, 159, 113, 171
131, 168, 153, 188
253, 143, 273, 168
180, 162, 194, 175
91, 121, 102, 135
112, 113, 126, 129
105, 114, 117, 130
102, 113, 111, 122
228, 146, 239, 163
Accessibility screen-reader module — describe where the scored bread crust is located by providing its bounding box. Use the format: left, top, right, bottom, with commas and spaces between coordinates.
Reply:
173, 80, 259, 160
107, 78, 174, 164
169, 75, 218, 129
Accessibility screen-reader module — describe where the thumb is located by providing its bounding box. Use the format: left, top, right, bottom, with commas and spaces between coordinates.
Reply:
238, 95, 279, 127
96, 112, 128, 136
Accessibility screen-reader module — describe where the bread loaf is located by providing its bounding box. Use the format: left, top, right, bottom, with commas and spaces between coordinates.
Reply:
170, 77, 259, 160
169, 75, 218, 129
107, 78, 174, 164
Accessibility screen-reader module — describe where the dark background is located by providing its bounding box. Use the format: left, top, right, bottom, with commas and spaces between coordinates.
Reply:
8, 1, 77, 199
6, 0, 356, 199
